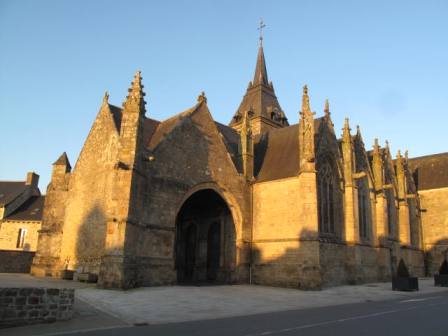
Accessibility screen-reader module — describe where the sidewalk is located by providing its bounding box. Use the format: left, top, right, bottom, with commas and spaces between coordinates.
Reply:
1, 274, 447, 335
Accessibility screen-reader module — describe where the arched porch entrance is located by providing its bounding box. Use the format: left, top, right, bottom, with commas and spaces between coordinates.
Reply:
175, 189, 236, 284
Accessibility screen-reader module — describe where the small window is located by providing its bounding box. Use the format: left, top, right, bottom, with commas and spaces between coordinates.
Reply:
16, 228, 27, 248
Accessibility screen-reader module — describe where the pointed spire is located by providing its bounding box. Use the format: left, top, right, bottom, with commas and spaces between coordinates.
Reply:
53, 152, 71, 171
123, 70, 146, 113
253, 44, 269, 86
230, 33, 287, 132
299, 85, 315, 169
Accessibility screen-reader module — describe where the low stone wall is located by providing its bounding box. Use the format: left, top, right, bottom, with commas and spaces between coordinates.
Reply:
0, 288, 74, 327
0, 251, 35, 273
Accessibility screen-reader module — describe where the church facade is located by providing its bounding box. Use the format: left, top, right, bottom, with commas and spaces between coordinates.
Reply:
31, 43, 448, 289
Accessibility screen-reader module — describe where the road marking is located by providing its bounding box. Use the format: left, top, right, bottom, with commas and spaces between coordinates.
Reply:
33, 325, 130, 336
243, 301, 448, 336
399, 295, 442, 303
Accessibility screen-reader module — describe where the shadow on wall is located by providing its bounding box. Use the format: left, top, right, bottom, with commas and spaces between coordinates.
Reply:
425, 238, 448, 276
249, 228, 423, 290
74, 205, 107, 274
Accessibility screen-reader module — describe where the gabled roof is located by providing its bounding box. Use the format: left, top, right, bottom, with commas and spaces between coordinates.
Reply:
5, 196, 45, 221
408, 152, 448, 191
0, 181, 27, 206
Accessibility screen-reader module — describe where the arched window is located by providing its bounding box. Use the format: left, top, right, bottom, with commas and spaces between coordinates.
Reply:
357, 180, 370, 240
318, 164, 336, 234
386, 189, 396, 238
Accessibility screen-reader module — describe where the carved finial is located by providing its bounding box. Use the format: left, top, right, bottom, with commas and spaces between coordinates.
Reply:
301, 85, 311, 115
356, 125, 361, 135
324, 99, 330, 116
405, 150, 409, 161
397, 150, 402, 159
342, 118, 351, 142
197, 91, 207, 103
103, 91, 109, 104
385, 140, 390, 149
373, 138, 380, 152
241, 110, 252, 134
123, 70, 146, 111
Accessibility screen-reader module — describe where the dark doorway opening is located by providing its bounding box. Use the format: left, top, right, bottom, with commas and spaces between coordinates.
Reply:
207, 221, 221, 281
175, 189, 236, 284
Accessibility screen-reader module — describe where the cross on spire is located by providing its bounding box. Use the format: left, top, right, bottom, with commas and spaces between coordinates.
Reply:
258, 18, 266, 46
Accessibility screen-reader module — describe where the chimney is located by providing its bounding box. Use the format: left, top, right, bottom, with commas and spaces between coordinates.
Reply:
26, 172, 39, 189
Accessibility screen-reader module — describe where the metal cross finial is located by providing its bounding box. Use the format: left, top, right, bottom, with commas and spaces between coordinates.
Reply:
258, 18, 266, 46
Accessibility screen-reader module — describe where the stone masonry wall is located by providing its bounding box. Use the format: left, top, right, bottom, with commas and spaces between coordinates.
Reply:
0, 288, 74, 327
59, 104, 120, 274
0, 251, 35, 273
133, 103, 250, 286
31, 165, 70, 277
419, 188, 448, 275
252, 173, 321, 289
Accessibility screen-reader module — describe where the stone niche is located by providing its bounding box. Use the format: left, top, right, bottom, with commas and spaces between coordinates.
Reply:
0, 287, 74, 327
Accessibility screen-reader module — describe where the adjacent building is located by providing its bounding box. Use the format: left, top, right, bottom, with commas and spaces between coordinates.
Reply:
0, 172, 44, 272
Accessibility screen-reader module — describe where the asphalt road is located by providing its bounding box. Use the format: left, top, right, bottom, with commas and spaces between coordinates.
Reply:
61, 291, 448, 336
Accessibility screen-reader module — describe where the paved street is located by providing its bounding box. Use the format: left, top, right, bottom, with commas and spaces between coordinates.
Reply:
1, 274, 448, 336
53, 291, 448, 336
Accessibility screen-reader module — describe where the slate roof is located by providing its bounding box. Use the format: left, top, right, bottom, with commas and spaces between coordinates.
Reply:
53, 152, 71, 170
0, 181, 27, 206
408, 152, 448, 191
5, 196, 45, 221
109, 104, 123, 131
255, 124, 300, 182
147, 105, 198, 150
215, 122, 242, 173
142, 117, 161, 148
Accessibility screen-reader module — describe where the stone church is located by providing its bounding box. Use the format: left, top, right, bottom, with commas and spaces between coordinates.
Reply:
31, 41, 448, 289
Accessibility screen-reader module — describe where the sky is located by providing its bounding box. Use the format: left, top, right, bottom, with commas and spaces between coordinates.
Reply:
0, 0, 447, 190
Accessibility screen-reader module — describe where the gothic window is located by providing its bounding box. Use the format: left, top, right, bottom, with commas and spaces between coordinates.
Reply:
386, 190, 395, 237
318, 163, 336, 234
358, 181, 370, 240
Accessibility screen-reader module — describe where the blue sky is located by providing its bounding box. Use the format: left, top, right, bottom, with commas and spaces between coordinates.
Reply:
1, 0, 447, 189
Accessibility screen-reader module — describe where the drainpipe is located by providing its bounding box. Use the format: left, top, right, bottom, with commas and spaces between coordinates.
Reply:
249, 180, 254, 285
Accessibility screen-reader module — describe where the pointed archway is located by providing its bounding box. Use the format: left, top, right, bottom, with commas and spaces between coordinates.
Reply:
175, 189, 236, 284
